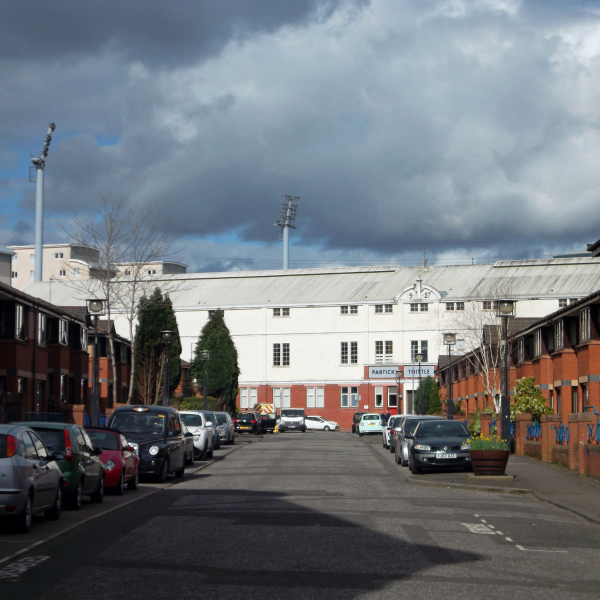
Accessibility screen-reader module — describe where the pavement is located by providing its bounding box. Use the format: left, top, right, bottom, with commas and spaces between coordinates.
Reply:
3, 431, 600, 599
365, 434, 600, 525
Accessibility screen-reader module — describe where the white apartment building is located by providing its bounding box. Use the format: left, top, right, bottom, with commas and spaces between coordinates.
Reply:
23, 255, 600, 430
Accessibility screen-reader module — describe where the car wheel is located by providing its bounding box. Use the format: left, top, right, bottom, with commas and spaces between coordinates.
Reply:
186, 448, 194, 466
395, 452, 400, 464
67, 480, 83, 510
389, 445, 394, 454
230, 434, 235, 445
174, 460, 185, 478
16, 495, 33, 533
409, 453, 422, 475
115, 472, 125, 496
127, 470, 139, 490
199, 445, 208, 460
324, 426, 330, 431
216, 437, 221, 448
91, 476, 105, 503
207, 444, 213, 459
45, 486, 62, 520
156, 458, 169, 483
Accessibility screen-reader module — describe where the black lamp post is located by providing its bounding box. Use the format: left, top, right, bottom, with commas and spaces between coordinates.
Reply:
200, 350, 210, 410
444, 333, 456, 420
160, 330, 174, 407
496, 300, 516, 442
396, 371, 402, 414
86, 298, 105, 427
415, 352, 424, 415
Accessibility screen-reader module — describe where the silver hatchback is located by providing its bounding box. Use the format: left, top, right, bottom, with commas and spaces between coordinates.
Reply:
0, 424, 65, 533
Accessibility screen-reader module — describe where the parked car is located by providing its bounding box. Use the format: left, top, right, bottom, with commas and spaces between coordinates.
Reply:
18, 422, 105, 509
351, 412, 367, 434
234, 411, 262, 435
305, 416, 339, 431
181, 422, 196, 466
108, 405, 187, 482
357, 414, 384, 436
257, 411, 277, 434
383, 415, 408, 452
180, 411, 213, 460
394, 415, 446, 467
214, 412, 235, 444
279, 408, 306, 433
199, 410, 221, 448
408, 420, 472, 474
0, 424, 65, 533
86, 427, 140, 495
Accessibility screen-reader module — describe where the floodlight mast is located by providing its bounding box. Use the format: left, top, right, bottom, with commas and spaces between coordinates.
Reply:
31, 123, 56, 282
274, 195, 299, 269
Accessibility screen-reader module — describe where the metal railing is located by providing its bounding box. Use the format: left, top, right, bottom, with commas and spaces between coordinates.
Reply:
553, 423, 569, 445
526, 422, 542, 441
586, 406, 600, 444
83, 412, 108, 427
23, 411, 73, 423
487, 419, 516, 439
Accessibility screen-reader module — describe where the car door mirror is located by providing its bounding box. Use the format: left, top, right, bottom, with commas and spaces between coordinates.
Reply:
205, 421, 213, 427
125, 445, 135, 452
184, 431, 193, 438
92, 446, 103, 456
51, 451, 65, 462
169, 429, 181, 437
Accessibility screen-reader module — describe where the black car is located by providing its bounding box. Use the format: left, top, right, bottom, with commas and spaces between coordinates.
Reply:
351, 412, 366, 434
108, 405, 189, 482
408, 420, 472, 474
234, 412, 262, 435
258, 412, 277, 433
395, 415, 445, 467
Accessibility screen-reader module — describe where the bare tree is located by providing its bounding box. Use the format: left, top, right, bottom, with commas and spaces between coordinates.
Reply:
445, 282, 517, 415
64, 195, 179, 406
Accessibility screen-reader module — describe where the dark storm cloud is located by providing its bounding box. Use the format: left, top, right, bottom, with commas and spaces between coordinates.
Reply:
0, 0, 354, 66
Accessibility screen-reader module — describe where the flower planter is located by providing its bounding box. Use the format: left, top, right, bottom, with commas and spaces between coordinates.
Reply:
470, 450, 510, 475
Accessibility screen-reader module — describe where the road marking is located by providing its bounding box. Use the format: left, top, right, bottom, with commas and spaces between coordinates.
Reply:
462, 523, 496, 535
480, 519, 487, 523
516, 545, 567, 553
0, 556, 49, 579
506, 537, 513, 542
496, 531, 503, 535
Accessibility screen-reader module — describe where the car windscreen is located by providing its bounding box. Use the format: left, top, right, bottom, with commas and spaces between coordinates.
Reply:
111, 413, 166, 436
404, 419, 441, 436
416, 421, 469, 438
87, 430, 120, 450
281, 410, 304, 418
236, 413, 255, 419
389, 417, 401, 428
362, 415, 380, 421
215, 414, 228, 425
33, 429, 65, 452
181, 414, 203, 427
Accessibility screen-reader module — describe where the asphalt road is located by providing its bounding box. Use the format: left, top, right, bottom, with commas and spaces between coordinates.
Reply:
3, 432, 600, 599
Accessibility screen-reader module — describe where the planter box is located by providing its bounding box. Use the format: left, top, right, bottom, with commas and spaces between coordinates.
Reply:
470, 450, 510, 475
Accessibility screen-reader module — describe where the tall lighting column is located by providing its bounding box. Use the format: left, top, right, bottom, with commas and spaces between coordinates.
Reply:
161, 331, 174, 407
396, 371, 402, 414
415, 352, 424, 415
496, 301, 516, 442
86, 298, 105, 427
444, 333, 456, 420
200, 350, 210, 410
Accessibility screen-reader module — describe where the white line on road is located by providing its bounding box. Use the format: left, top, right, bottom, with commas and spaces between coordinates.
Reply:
506, 537, 513, 542
516, 545, 567, 553
0, 556, 49, 579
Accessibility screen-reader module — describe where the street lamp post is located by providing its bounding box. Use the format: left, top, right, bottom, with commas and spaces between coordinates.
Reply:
444, 333, 457, 420
396, 371, 402, 414
160, 331, 174, 407
86, 298, 105, 427
415, 352, 424, 415
199, 350, 210, 410
496, 301, 516, 442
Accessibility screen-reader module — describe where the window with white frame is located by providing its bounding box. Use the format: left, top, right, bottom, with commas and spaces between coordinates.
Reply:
340, 386, 359, 407
385, 304, 393, 313
375, 304, 393, 314
11, 271, 17, 278
59, 319, 68, 345
410, 340, 428, 362
350, 305, 358, 314
580, 308, 591, 342
456, 302, 464, 310
80, 326, 88, 351
273, 387, 290, 408
350, 341, 357, 364
148, 269, 157, 275
73, 268, 80, 276
282, 343, 290, 366
38, 313, 46, 346
273, 308, 280, 317
534, 329, 542, 357
340, 306, 349, 314
125, 269, 131, 276
340, 305, 358, 315
518, 338, 524, 363
569, 298, 578, 304
388, 386, 398, 407
341, 342, 357, 364
446, 302, 454, 311
419, 303, 428, 312
306, 386, 325, 408
59, 269, 66, 277
273, 344, 281, 365
555, 320, 564, 351
375, 341, 383, 364
375, 305, 383, 313
385, 341, 393, 363
559, 299, 568, 308
240, 388, 249, 408
54, 252, 63, 259
483, 301, 495, 310
273, 308, 290, 317
341, 342, 348, 364
374, 386, 383, 408
249, 387, 257, 408
376, 341, 393, 363
15, 304, 26, 340
409, 303, 419, 312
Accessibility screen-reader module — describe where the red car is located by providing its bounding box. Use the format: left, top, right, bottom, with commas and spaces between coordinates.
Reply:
86, 428, 139, 494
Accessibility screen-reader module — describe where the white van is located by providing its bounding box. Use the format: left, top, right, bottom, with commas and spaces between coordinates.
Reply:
279, 409, 306, 432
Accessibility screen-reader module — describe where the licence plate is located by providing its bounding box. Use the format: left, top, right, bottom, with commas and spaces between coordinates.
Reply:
240, 426, 249, 429
288, 425, 297, 428
437, 453, 457, 459
368, 423, 375, 426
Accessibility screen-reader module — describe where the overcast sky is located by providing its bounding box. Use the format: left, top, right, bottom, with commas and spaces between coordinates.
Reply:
2, 0, 600, 272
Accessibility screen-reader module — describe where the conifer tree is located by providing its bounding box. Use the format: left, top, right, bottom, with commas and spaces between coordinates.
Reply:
427, 379, 443, 414
134, 288, 181, 403
190, 310, 240, 412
